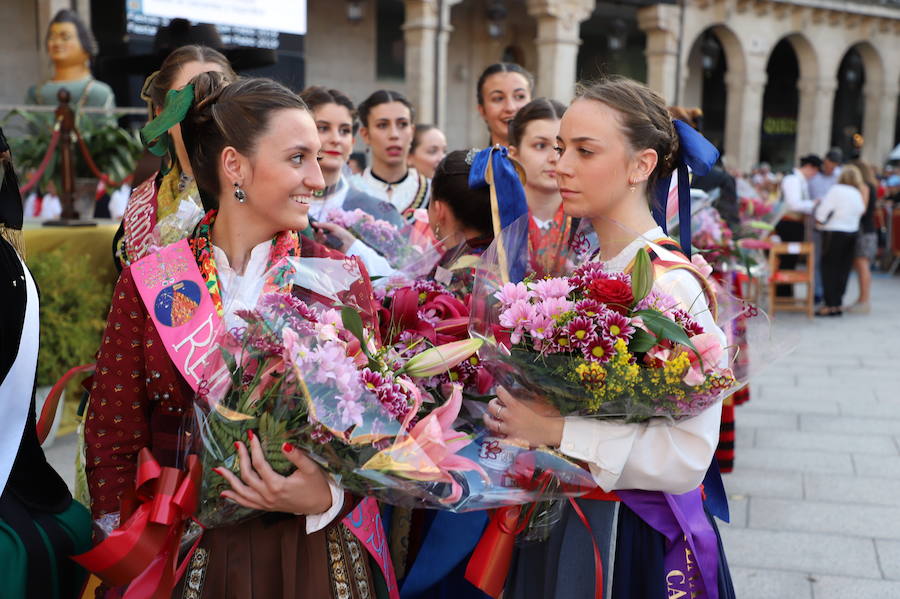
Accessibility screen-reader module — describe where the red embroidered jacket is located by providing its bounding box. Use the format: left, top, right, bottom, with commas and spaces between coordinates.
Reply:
85, 236, 378, 519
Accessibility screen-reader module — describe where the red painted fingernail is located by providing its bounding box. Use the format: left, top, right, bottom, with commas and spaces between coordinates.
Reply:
233, 441, 241, 450
247, 429, 254, 441
282, 442, 294, 453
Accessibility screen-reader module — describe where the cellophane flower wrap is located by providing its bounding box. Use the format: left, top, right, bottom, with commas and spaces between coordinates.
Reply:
326, 207, 441, 277
190, 254, 598, 528
470, 216, 743, 423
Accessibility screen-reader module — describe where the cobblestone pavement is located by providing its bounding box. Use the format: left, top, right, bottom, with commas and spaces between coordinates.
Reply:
721, 273, 900, 598
45, 274, 900, 597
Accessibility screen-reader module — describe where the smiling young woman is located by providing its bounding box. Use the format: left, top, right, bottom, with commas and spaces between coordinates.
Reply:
475, 63, 534, 147
85, 73, 380, 599
353, 90, 431, 219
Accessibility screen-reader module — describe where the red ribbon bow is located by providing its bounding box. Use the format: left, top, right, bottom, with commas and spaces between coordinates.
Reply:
464, 459, 618, 599
72, 449, 202, 599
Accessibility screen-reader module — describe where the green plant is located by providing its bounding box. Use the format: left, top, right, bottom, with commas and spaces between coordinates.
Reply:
26, 246, 112, 387
3, 109, 144, 191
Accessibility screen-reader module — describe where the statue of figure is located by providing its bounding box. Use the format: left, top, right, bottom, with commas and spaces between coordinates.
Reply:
26, 9, 116, 117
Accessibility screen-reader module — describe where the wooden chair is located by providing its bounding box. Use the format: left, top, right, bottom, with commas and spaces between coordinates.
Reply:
767, 241, 815, 318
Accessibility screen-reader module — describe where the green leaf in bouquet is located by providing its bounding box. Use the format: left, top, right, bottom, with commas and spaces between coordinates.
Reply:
630, 248, 654, 304
628, 328, 658, 354
340, 306, 374, 361
633, 309, 700, 363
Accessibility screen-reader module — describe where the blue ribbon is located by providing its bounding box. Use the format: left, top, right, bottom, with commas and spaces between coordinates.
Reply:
468, 146, 529, 282
399, 511, 489, 598
652, 120, 720, 255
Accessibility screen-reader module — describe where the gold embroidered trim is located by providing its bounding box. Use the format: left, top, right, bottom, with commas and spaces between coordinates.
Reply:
181, 547, 209, 599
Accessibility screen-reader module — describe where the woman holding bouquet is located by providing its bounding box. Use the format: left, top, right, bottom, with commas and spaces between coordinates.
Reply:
352, 90, 431, 218
507, 98, 577, 277
482, 77, 734, 599
114, 44, 237, 269
297, 85, 403, 277
86, 73, 379, 598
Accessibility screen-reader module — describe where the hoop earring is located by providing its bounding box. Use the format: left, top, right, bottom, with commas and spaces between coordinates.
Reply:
233, 182, 247, 203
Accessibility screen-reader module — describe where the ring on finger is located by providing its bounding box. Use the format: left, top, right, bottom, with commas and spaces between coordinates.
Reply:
495, 404, 504, 419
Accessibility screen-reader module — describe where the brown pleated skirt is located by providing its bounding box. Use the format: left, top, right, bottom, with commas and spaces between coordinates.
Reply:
175, 513, 375, 599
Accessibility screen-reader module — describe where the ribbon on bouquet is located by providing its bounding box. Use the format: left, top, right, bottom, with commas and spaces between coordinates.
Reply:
72, 448, 202, 599
464, 464, 618, 599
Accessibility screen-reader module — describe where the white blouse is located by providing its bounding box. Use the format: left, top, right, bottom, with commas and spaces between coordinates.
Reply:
815, 183, 865, 233
351, 167, 429, 215
558, 227, 726, 494
213, 241, 345, 533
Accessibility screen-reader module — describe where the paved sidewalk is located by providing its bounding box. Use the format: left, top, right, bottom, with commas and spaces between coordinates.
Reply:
721, 273, 900, 598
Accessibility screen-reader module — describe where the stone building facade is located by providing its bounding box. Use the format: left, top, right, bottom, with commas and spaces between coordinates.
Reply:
306, 0, 900, 172
4, 0, 900, 173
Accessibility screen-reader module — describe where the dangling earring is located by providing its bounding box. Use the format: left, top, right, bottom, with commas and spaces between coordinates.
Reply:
233, 182, 247, 203
628, 178, 637, 194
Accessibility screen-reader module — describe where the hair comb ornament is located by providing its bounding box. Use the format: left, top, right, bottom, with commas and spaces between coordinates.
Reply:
465, 148, 481, 166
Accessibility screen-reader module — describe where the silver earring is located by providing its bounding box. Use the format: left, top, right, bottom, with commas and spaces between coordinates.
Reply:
233, 182, 246, 203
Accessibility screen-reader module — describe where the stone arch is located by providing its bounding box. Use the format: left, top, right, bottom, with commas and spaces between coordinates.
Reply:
682, 24, 747, 154
759, 38, 801, 171
832, 41, 885, 159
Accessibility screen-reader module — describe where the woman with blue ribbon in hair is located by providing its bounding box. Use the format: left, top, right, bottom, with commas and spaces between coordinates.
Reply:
478, 76, 736, 599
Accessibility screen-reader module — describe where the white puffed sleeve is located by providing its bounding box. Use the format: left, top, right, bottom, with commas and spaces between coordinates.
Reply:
558, 269, 726, 494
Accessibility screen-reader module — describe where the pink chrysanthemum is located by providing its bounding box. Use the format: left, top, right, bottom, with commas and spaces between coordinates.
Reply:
494, 282, 532, 307
499, 300, 536, 345
530, 278, 573, 300
598, 310, 635, 341
671, 308, 705, 336
583, 335, 614, 363
568, 261, 607, 287
565, 316, 598, 348
537, 296, 574, 320
575, 299, 604, 317
527, 312, 556, 340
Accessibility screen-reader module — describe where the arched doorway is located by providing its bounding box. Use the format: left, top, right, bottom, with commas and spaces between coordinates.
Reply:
684, 29, 728, 151
576, 4, 647, 83
831, 47, 865, 156
759, 39, 799, 172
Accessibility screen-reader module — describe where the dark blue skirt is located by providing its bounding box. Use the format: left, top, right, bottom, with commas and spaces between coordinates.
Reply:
506, 500, 735, 599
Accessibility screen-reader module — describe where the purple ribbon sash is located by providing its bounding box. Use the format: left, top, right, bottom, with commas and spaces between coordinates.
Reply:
617, 488, 719, 599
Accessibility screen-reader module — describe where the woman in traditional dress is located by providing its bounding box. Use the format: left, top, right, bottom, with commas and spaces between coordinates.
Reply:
297, 85, 404, 277
85, 74, 380, 598
352, 90, 430, 218
507, 98, 577, 277
482, 76, 735, 599
114, 45, 237, 269
408, 125, 447, 179
476, 63, 533, 147
0, 129, 92, 599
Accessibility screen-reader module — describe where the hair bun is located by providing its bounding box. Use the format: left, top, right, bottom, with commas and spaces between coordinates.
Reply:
192, 71, 232, 112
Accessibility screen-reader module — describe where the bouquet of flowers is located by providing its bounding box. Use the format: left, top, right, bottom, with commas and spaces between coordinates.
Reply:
191, 255, 596, 528
376, 277, 492, 399
326, 207, 440, 276
470, 215, 742, 423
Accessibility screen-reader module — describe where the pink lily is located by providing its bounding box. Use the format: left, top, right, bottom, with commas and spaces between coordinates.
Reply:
361, 384, 488, 504
683, 332, 725, 386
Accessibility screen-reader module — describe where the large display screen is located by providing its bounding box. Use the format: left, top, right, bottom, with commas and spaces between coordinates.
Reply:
132, 0, 307, 35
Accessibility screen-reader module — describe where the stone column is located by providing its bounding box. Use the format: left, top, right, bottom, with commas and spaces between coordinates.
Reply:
795, 77, 837, 159
403, 0, 459, 128
724, 70, 767, 173
862, 82, 899, 165
637, 3, 683, 103
526, 0, 594, 103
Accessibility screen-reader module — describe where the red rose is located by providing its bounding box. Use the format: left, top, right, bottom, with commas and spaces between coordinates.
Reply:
585, 278, 634, 314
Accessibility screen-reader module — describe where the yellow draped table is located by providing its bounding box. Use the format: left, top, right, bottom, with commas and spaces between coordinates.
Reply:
22, 220, 120, 441
22, 220, 120, 288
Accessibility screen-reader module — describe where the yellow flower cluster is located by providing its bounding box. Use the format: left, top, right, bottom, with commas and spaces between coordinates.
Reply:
568, 338, 732, 418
